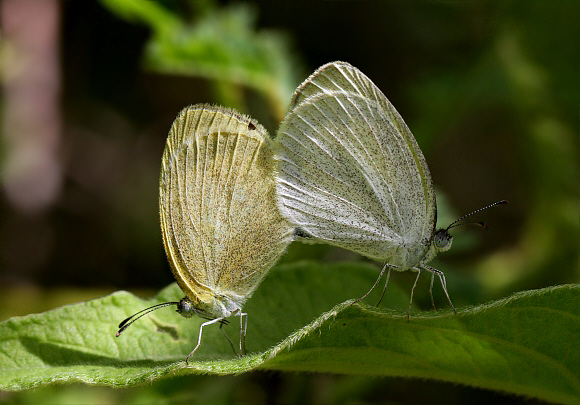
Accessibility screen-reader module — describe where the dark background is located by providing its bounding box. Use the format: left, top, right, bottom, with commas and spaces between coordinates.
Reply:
1, 1, 577, 404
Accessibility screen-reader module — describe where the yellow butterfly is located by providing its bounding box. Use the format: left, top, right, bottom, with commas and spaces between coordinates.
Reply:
117, 105, 294, 364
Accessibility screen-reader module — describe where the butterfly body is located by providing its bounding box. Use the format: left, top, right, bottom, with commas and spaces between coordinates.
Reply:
276, 62, 440, 267
109, 104, 299, 362
275, 62, 457, 316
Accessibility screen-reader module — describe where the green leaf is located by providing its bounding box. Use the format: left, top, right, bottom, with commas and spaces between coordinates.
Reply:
1, 262, 578, 405
99, 0, 180, 35
99, 0, 301, 121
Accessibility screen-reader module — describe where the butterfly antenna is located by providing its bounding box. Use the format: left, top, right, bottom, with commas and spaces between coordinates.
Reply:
116, 301, 178, 337
446, 200, 509, 231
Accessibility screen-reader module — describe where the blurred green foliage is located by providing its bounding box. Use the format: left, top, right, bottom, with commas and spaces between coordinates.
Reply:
407, 18, 579, 297
100, 0, 302, 122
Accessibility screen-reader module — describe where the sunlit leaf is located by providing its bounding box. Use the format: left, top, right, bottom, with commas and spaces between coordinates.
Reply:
1, 262, 578, 405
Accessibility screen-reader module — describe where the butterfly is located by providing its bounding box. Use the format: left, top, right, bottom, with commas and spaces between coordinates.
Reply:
117, 105, 294, 363
274, 61, 507, 318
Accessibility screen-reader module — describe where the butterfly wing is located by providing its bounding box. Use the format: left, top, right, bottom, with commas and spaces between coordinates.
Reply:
160, 105, 294, 311
275, 62, 436, 264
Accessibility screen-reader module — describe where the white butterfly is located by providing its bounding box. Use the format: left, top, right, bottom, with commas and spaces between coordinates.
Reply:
275, 61, 506, 318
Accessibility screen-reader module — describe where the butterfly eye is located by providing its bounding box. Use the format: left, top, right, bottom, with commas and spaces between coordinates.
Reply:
434, 230, 453, 251
176, 297, 195, 318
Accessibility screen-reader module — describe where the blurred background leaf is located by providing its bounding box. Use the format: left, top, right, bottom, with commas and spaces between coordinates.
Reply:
100, 0, 302, 122
0, 0, 577, 404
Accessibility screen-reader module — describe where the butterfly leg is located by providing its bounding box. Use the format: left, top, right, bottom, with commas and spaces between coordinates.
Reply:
407, 268, 422, 321
239, 312, 248, 356
219, 321, 237, 356
423, 265, 456, 315
353, 262, 398, 305
429, 272, 437, 311
186, 317, 224, 365
376, 266, 392, 307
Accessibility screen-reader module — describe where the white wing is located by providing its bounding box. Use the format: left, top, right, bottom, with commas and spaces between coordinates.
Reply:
275, 62, 436, 262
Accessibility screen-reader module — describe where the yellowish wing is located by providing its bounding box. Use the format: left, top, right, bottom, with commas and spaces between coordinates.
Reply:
160, 105, 294, 306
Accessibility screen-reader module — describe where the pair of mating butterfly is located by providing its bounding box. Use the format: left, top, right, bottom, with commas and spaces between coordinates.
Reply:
117, 61, 507, 364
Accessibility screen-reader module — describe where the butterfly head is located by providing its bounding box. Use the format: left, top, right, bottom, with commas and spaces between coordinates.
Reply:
176, 297, 197, 318
433, 200, 509, 255
116, 296, 212, 338
433, 228, 453, 252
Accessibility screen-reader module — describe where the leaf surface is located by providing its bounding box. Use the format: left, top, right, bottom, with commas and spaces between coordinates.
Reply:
1, 262, 578, 405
